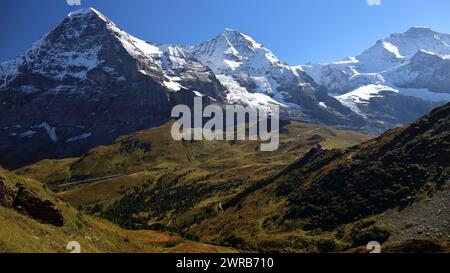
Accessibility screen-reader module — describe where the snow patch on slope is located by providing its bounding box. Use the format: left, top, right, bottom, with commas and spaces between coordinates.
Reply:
382, 42, 404, 58
335, 85, 398, 117
216, 75, 286, 110
66, 132, 91, 143
163, 79, 184, 91
34, 122, 58, 142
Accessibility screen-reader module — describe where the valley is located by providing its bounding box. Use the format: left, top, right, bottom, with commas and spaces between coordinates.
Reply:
15, 113, 450, 252
14, 120, 372, 252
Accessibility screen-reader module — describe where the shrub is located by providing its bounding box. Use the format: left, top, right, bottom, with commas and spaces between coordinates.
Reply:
351, 225, 390, 247
316, 239, 336, 253
222, 235, 246, 249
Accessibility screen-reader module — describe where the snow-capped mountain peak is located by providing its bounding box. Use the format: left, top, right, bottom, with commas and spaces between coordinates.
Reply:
185, 29, 363, 126
301, 27, 450, 132
403, 26, 437, 38
68, 7, 106, 19
68, 8, 163, 59
188, 30, 300, 99
386, 27, 450, 56
220, 28, 264, 52
0, 7, 167, 86
188, 29, 284, 74
0, 7, 227, 168
302, 27, 450, 88
346, 27, 450, 74
357, 27, 450, 69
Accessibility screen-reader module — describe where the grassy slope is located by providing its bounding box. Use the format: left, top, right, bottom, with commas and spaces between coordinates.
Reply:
17, 120, 369, 208
0, 168, 234, 253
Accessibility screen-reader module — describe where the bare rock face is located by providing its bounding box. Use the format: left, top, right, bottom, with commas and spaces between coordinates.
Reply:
394, 50, 450, 94
0, 174, 64, 226
0, 8, 226, 169
13, 186, 64, 227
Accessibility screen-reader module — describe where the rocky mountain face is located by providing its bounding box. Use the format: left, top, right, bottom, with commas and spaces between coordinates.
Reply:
0, 171, 64, 226
0, 8, 226, 169
301, 27, 450, 131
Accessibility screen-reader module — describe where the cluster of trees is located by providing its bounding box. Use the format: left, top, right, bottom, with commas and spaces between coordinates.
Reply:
102, 171, 236, 231
350, 220, 390, 247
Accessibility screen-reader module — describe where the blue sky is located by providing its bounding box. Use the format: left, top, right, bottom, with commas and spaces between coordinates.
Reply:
1, 0, 450, 64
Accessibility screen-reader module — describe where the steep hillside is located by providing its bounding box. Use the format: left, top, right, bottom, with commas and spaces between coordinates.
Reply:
274, 102, 450, 230
203, 102, 450, 252
0, 167, 234, 253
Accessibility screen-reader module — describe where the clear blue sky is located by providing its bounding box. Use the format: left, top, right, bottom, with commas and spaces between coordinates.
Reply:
1, 0, 450, 64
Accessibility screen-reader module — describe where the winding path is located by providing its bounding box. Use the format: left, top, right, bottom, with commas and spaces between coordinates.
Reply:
56, 174, 127, 188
